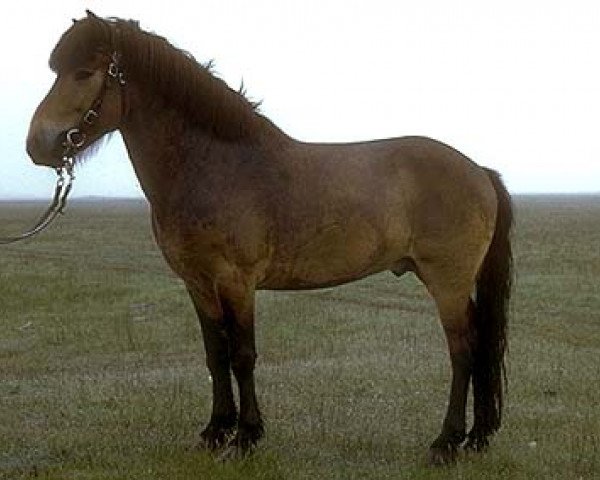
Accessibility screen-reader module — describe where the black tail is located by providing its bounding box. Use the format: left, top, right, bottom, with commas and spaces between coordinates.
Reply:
470, 168, 513, 445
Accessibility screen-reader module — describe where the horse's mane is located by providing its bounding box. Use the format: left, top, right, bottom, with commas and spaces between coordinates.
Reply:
50, 13, 265, 140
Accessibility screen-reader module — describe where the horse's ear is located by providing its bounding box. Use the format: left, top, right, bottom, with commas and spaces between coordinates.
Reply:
86, 9, 98, 19
72, 18, 77, 24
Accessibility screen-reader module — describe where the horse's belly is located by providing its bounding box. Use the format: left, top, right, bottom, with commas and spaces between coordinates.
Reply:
260, 220, 407, 290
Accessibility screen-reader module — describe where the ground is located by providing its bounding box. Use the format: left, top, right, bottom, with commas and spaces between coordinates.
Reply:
0, 195, 599, 479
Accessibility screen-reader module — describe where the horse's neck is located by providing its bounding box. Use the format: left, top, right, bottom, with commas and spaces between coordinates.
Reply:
119, 90, 194, 207
118, 84, 288, 210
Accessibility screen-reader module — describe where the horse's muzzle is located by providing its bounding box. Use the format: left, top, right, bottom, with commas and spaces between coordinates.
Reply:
26, 124, 67, 168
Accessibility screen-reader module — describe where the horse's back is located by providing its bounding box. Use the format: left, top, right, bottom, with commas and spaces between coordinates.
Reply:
288, 135, 498, 251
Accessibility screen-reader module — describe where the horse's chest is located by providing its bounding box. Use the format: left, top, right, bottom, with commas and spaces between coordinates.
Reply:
151, 215, 221, 277
151, 209, 271, 286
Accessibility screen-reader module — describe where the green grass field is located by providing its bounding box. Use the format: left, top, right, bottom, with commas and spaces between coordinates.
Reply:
1, 195, 599, 479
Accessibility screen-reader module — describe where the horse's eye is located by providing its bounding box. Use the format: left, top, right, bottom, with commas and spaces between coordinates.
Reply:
74, 69, 94, 81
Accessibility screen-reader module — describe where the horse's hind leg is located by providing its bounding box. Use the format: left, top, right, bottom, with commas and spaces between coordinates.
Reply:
413, 255, 481, 465
428, 292, 475, 465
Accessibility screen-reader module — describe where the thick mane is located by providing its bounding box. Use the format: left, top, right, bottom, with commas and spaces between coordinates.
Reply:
50, 14, 265, 140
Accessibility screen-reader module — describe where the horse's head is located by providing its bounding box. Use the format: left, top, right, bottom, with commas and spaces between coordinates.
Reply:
27, 11, 125, 168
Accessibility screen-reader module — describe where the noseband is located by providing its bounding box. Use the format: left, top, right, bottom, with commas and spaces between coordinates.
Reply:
0, 53, 125, 245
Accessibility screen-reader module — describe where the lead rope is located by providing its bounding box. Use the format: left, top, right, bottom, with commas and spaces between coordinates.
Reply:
0, 156, 75, 245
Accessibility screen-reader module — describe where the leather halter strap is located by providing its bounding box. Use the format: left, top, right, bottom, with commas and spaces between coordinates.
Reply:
63, 52, 126, 156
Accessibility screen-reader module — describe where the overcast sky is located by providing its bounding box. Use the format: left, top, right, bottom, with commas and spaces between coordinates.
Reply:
1, 1, 599, 199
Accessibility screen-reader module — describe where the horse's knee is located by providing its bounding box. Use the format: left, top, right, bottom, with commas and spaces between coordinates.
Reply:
231, 346, 257, 377
201, 325, 231, 375
206, 353, 229, 376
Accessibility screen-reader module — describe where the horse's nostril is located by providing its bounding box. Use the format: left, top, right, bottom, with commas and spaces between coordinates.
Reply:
26, 129, 64, 167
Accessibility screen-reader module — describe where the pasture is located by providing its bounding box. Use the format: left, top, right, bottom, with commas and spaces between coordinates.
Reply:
1, 195, 599, 479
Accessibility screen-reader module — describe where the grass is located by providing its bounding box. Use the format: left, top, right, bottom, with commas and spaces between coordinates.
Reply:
1, 195, 599, 479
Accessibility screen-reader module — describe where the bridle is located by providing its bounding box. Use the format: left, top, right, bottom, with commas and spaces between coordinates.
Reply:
0, 52, 125, 245
63, 52, 126, 157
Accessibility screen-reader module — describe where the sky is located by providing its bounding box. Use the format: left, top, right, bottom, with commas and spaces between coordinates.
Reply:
1, 0, 599, 199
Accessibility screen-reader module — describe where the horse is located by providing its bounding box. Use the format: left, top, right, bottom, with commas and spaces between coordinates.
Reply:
25, 11, 512, 465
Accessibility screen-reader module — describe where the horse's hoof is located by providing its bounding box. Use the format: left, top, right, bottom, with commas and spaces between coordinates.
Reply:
216, 440, 253, 462
464, 432, 490, 453
215, 423, 263, 461
197, 424, 236, 451
216, 435, 255, 462
428, 444, 457, 466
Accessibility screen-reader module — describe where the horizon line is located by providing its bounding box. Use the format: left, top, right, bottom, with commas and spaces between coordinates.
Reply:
1, 192, 600, 202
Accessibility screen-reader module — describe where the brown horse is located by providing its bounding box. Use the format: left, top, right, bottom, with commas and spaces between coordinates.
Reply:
26, 12, 512, 464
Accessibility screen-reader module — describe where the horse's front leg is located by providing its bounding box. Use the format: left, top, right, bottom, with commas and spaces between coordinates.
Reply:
187, 283, 238, 450
220, 289, 264, 456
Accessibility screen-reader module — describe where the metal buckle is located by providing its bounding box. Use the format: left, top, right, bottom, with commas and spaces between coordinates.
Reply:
108, 62, 119, 79
65, 128, 86, 149
108, 52, 126, 85
83, 109, 99, 125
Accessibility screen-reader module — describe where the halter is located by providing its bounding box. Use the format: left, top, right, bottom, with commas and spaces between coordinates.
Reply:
0, 52, 125, 245
63, 52, 126, 157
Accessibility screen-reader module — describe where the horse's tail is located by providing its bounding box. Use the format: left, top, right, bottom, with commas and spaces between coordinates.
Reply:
470, 168, 513, 446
